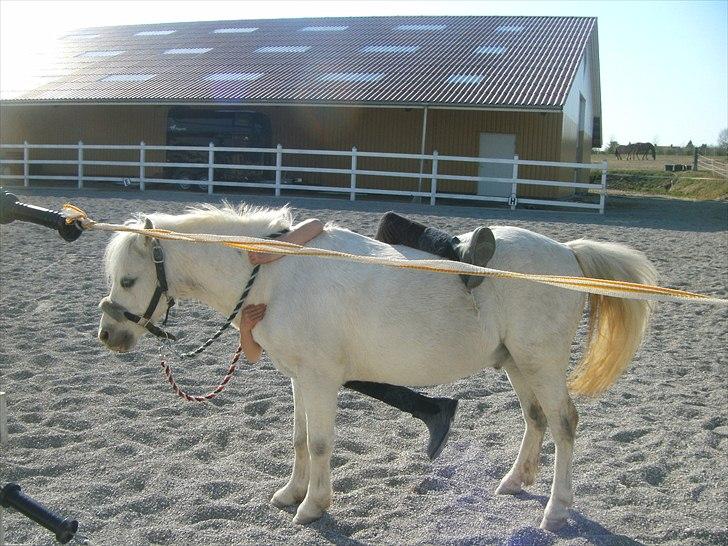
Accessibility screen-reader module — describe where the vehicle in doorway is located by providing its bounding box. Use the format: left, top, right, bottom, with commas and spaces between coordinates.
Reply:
164, 107, 273, 191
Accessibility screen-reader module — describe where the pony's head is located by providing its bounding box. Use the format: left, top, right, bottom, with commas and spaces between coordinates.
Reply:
97, 203, 294, 352
98, 216, 171, 352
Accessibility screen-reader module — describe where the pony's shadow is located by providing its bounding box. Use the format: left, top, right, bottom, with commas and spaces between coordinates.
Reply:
514, 491, 646, 546
277, 505, 367, 546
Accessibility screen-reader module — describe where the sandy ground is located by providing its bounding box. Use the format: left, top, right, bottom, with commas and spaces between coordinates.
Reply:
1, 188, 726, 546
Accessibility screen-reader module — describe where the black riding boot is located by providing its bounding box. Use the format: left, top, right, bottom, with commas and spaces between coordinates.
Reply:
344, 381, 458, 460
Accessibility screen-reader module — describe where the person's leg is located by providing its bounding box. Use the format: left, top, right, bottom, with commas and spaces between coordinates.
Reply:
344, 381, 458, 460
376, 211, 496, 289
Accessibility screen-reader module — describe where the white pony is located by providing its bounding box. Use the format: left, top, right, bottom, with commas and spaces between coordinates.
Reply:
98, 204, 656, 531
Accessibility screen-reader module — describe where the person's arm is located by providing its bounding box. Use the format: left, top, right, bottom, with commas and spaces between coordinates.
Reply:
240, 304, 266, 362
249, 218, 324, 265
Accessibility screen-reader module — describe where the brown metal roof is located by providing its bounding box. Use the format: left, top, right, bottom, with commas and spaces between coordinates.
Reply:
3, 16, 597, 109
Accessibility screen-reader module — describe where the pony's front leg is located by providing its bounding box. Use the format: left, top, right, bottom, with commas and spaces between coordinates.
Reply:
292, 376, 339, 525
271, 379, 309, 507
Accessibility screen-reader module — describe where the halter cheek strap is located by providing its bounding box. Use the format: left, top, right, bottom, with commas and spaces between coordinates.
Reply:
112, 238, 177, 341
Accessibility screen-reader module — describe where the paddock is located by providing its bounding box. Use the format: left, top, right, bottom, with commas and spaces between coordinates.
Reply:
0, 189, 726, 545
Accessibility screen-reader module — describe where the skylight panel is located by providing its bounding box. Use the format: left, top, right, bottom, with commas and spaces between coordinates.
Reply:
204, 73, 263, 81
135, 30, 176, 36
256, 46, 311, 53
447, 74, 484, 85
475, 46, 506, 55
80, 50, 124, 57
300, 25, 348, 32
64, 33, 100, 40
213, 27, 258, 33
101, 74, 156, 82
361, 45, 420, 53
164, 48, 212, 55
395, 24, 446, 31
320, 72, 384, 83
496, 25, 523, 33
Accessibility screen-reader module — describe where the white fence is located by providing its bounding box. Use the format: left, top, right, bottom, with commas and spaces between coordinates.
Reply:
697, 154, 728, 178
0, 141, 608, 213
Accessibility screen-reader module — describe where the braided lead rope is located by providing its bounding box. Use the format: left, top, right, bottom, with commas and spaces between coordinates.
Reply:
63, 205, 728, 306
178, 228, 287, 358
179, 265, 260, 358
160, 344, 244, 402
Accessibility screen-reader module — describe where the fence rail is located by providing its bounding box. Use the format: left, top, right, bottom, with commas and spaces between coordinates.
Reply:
0, 141, 608, 213
697, 154, 728, 178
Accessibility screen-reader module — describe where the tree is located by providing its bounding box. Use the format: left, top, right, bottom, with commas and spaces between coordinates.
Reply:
718, 128, 728, 155
685, 140, 694, 153
606, 140, 619, 154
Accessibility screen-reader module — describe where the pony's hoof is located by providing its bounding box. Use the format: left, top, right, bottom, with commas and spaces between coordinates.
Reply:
292, 499, 325, 525
495, 475, 523, 495
539, 515, 567, 532
271, 486, 305, 508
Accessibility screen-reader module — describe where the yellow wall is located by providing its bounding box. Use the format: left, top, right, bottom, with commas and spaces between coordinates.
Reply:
1, 103, 573, 197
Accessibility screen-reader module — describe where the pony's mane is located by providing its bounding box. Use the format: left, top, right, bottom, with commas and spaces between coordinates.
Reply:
104, 202, 293, 281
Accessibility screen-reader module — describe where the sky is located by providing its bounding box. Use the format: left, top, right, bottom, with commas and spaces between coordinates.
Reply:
0, 0, 726, 148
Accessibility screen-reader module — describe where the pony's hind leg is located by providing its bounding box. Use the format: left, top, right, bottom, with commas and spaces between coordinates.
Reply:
496, 361, 547, 495
271, 379, 310, 508
292, 375, 339, 525
524, 368, 579, 532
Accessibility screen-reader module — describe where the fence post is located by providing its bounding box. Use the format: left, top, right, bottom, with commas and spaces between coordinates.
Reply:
77, 140, 84, 189
693, 147, 698, 172
430, 151, 438, 206
207, 142, 214, 195
350, 146, 357, 201
139, 141, 145, 191
275, 144, 282, 197
23, 141, 29, 187
599, 160, 608, 215
510, 154, 519, 210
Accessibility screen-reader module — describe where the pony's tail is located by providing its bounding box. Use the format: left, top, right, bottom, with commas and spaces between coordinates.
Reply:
566, 239, 657, 396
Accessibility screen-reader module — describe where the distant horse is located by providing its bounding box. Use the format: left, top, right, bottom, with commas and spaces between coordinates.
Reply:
633, 142, 656, 160
98, 204, 656, 531
615, 144, 634, 160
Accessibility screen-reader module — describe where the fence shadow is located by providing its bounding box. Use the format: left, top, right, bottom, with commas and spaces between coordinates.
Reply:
5, 186, 727, 234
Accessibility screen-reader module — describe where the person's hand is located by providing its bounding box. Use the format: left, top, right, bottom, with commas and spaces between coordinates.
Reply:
248, 251, 279, 265
241, 304, 267, 330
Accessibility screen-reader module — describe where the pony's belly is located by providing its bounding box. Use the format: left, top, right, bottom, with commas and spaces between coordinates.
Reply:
346, 338, 493, 387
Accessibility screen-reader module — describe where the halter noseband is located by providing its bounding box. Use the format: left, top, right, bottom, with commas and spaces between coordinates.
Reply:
104, 238, 177, 341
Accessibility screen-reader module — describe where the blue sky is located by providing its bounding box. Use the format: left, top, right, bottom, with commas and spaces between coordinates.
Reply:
1, 0, 726, 148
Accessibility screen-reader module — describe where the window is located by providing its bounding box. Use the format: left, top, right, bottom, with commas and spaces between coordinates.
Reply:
213, 27, 258, 33
300, 26, 348, 32
361, 45, 420, 53
101, 74, 156, 82
447, 74, 484, 84
475, 46, 506, 55
395, 24, 446, 31
204, 73, 263, 81
80, 50, 124, 57
135, 30, 176, 36
320, 72, 384, 82
164, 48, 212, 55
255, 46, 310, 53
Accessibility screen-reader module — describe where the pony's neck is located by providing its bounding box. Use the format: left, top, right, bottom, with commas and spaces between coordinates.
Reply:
151, 210, 284, 318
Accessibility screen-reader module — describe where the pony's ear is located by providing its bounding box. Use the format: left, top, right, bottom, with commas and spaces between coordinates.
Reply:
139, 216, 154, 248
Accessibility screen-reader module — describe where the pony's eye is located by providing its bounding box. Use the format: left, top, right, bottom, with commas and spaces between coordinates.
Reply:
120, 277, 136, 289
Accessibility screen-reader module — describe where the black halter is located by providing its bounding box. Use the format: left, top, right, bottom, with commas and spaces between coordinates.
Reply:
112, 238, 177, 341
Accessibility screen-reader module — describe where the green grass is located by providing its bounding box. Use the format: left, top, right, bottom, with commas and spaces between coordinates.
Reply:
590, 167, 727, 201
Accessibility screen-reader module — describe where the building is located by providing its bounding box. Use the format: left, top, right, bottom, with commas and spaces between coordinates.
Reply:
0, 15, 601, 199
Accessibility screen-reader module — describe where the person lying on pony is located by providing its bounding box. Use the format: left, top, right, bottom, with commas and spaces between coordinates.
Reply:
240, 211, 496, 460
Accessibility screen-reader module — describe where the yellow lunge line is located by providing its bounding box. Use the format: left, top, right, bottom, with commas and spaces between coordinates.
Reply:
64, 205, 728, 306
